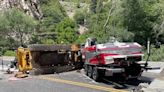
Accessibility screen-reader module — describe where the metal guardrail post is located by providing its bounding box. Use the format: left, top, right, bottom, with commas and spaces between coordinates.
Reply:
145, 38, 150, 68
0, 47, 4, 71
1, 56, 3, 71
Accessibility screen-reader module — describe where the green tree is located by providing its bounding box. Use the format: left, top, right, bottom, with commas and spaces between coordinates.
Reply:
151, 0, 164, 44
0, 8, 36, 46
90, 0, 97, 13
56, 18, 78, 44
123, 0, 161, 45
74, 10, 86, 25
85, 0, 134, 43
40, 0, 66, 32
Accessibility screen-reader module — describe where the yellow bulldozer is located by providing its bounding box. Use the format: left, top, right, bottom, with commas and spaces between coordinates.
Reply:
16, 44, 83, 75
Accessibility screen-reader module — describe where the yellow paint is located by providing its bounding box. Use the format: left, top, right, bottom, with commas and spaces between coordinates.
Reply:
71, 44, 79, 51
39, 76, 128, 92
17, 47, 32, 72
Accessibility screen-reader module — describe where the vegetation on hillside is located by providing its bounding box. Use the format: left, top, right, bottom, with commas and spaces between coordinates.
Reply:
0, 0, 164, 61
0, 8, 36, 48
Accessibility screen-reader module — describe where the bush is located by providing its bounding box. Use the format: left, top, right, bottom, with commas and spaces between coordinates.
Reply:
74, 10, 85, 25
41, 39, 55, 44
56, 18, 78, 44
4, 50, 16, 56
40, 0, 66, 32
143, 45, 164, 61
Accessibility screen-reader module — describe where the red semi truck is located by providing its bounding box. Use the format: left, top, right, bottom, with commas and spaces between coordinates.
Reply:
81, 38, 145, 81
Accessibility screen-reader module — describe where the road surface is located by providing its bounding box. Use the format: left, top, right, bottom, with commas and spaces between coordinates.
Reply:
0, 57, 163, 92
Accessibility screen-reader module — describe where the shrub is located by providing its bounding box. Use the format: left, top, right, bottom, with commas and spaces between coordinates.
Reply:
41, 39, 55, 44
143, 45, 164, 61
4, 50, 16, 56
74, 10, 85, 25
56, 18, 78, 44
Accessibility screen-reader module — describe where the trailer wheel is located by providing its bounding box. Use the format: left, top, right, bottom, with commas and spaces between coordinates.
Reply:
92, 67, 100, 81
88, 66, 93, 78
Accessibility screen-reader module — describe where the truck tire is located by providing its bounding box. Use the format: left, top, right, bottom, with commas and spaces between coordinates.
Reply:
84, 65, 88, 76
92, 67, 100, 81
88, 65, 93, 78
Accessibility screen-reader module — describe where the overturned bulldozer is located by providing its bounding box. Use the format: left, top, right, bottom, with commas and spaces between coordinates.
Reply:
16, 44, 82, 75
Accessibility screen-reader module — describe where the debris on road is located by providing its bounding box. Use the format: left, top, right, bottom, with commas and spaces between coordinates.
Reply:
131, 83, 149, 92
132, 69, 164, 92
15, 72, 28, 78
8, 77, 21, 81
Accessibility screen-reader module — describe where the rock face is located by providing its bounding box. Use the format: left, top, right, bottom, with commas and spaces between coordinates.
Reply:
0, 0, 42, 20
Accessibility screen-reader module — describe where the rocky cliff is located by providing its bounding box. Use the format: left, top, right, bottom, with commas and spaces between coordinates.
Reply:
0, 0, 42, 20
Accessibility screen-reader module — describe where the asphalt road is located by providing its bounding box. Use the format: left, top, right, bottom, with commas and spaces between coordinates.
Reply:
0, 76, 105, 92
0, 70, 155, 92
0, 57, 162, 92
